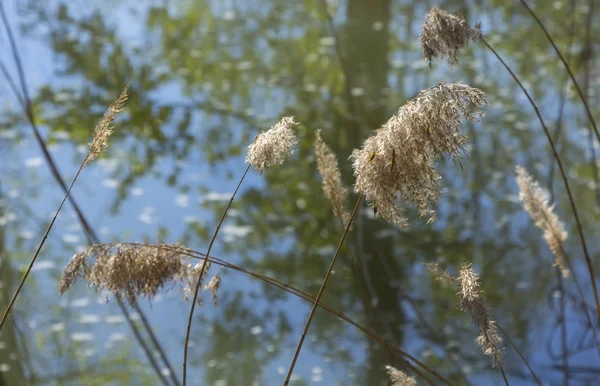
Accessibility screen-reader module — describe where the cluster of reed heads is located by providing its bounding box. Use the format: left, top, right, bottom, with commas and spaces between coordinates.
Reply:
2, 4, 599, 386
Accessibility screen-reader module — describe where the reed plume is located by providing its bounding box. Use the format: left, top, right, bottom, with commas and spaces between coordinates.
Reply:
59, 243, 214, 304
516, 166, 569, 277
351, 81, 485, 226
458, 264, 503, 366
315, 130, 351, 227
246, 116, 299, 172
421, 8, 481, 66
84, 84, 130, 167
387, 365, 417, 386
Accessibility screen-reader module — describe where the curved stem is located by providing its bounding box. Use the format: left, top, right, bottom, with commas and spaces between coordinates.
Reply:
0, 164, 85, 330
116, 242, 454, 386
519, 0, 600, 150
182, 164, 251, 385
283, 195, 363, 385
497, 325, 542, 386
482, 37, 600, 325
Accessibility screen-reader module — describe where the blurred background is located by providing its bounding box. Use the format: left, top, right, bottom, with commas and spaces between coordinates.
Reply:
0, 0, 599, 384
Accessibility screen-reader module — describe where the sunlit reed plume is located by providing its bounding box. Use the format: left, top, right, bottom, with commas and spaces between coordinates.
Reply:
386, 366, 417, 386
246, 116, 299, 172
421, 8, 482, 66
59, 243, 215, 304
84, 84, 130, 167
351, 82, 485, 227
205, 273, 221, 305
425, 262, 457, 286
516, 166, 569, 277
458, 264, 503, 366
315, 130, 351, 227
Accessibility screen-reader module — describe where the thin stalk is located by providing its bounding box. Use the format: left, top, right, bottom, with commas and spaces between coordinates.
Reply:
497, 325, 543, 386
283, 195, 362, 385
519, 0, 600, 149
118, 242, 454, 386
182, 164, 251, 385
498, 363, 510, 386
559, 244, 600, 359
0, 164, 85, 330
547, 0, 577, 202
557, 270, 569, 386
482, 38, 600, 325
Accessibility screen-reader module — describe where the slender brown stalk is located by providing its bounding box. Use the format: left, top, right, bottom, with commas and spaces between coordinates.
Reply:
118, 242, 454, 386
498, 363, 510, 386
558, 244, 600, 359
519, 0, 600, 150
283, 195, 362, 385
481, 38, 600, 325
557, 270, 569, 386
182, 164, 251, 385
497, 325, 543, 386
0, 164, 85, 330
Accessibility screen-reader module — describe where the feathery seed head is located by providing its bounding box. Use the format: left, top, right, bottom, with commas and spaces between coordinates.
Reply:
60, 243, 198, 304
204, 273, 221, 306
246, 116, 298, 171
421, 8, 482, 66
425, 262, 457, 286
516, 166, 569, 277
59, 249, 92, 295
351, 82, 485, 226
84, 84, 129, 167
315, 130, 352, 228
386, 366, 417, 386
458, 264, 503, 365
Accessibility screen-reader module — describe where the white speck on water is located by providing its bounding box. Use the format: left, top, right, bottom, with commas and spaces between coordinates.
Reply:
32, 260, 55, 271
51, 323, 65, 333
200, 192, 232, 202
25, 157, 43, 168
130, 187, 144, 196
105, 315, 125, 324
79, 314, 100, 324
0, 364, 9, 372
250, 325, 262, 335
62, 234, 80, 244
372, 21, 384, 31
175, 194, 189, 208
319, 36, 335, 46
70, 298, 89, 308
71, 332, 93, 342
103, 178, 119, 189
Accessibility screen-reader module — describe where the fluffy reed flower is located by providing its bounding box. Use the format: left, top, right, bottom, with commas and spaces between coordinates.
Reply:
59, 243, 208, 304
516, 166, 569, 277
315, 130, 351, 227
83, 84, 130, 167
386, 366, 417, 386
351, 82, 485, 226
421, 8, 482, 66
246, 116, 299, 172
59, 249, 93, 295
181, 260, 212, 302
204, 273, 221, 305
458, 264, 503, 365
425, 262, 457, 286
